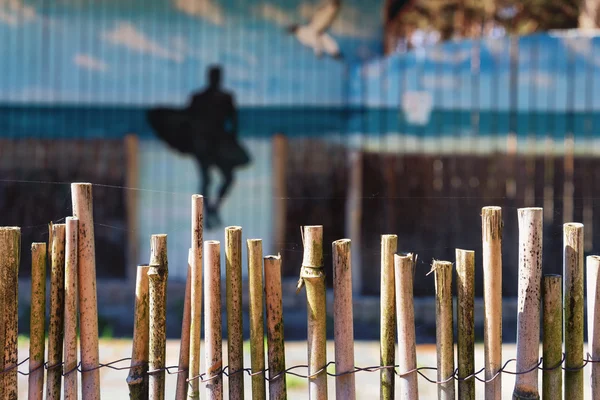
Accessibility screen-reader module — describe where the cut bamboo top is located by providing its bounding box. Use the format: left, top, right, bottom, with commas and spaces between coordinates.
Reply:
333, 238, 351, 245
150, 234, 168, 272
302, 226, 323, 268
431, 261, 453, 297
564, 223, 584, 233
191, 195, 203, 250
482, 206, 502, 241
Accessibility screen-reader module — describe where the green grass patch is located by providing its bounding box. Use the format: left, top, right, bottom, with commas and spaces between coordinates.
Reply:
286, 374, 306, 390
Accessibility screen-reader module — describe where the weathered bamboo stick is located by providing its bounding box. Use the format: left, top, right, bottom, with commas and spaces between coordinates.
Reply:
542, 275, 562, 400
175, 250, 192, 400
380, 234, 397, 400
247, 239, 266, 400
0, 227, 20, 400
588, 256, 600, 400
564, 223, 584, 400
188, 195, 203, 400
300, 226, 327, 400
63, 218, 79, 400
456, 249, 475, 400
205, 241, 223, 400
513, 208, 543, 400
333, 239, 355, 400
149, 234, 168, 400
264, 254, 287, 400
71, 182, 101, 399
47, 223, 66, 400
482, 206, 503, 399
127, 265, 150, 400
226, 227, 244, 399
28, 242, 46, 400
395, 253, 418, 400
433, 260, 455, 400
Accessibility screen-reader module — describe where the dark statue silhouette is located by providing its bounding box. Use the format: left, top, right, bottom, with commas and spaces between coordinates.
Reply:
147, 66, 251, 228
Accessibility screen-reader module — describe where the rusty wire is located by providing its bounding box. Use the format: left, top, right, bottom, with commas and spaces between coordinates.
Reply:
2, 352, 598, 385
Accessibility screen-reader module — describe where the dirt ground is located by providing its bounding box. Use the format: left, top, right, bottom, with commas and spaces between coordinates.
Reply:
16, 339, 591, 398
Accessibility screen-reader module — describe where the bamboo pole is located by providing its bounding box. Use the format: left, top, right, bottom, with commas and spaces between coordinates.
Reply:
247, 239, 266, 400
588, 256, 600, 399
28, 242, 46, 400
542, 275, 562, 400
395, 253, 418, 400
63, 218, 79, 400
205, 241, 223, 400
380, 234, 397, 400
513, 208, 543, 400
264, 254, 287, 400
433, 260, 455, 400
333, 239, 355, 400
300, 226, 327, 400
47, 223, 66, 400
127, 265, 150, 400
149, 234, 168, 400
226, 227, 244, 399
175, 250, 192, 400
456, 249, 475, 400
564, 223, 584, 400
482, 206, 503, 400
71, 182, 101, 399
188, 195, 203, 399
0, 227, 20, 400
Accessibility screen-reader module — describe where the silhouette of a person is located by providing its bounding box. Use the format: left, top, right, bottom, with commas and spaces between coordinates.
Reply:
186, 66, 245, 228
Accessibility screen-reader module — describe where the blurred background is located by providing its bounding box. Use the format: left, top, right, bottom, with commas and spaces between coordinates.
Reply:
3, 0, 600, 340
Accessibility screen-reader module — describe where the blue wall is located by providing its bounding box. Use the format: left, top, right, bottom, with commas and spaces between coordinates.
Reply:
0, 0, 384, 278
0, 0, 382, 106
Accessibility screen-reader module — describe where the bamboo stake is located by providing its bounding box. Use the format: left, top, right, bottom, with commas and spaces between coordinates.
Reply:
127, 265, 150, 400
433, 260, 455, 400
333, 239, 355, 400
205, 241, 223, 400
380, 234, 397, 400
226, 227, 244, 399
0, 227, 20, 400
188, 195, 203, 400
395, 253, 418, 400
564, 223, 584, 400
28, 242, 46, 400
513, 208, 543, 400
482, 206, 502, 400
542, 275, 562, 400
71, 182, 101, 399
247, 239, 266, 400
149, 234, 168, 400
63, 218, 79, 400
300, 226, 327, 400
264, 254, 287, 400
456, 249, 475, 400
175, 250, 192, 400
588, 256, 600, 400
47, 223, 66, 400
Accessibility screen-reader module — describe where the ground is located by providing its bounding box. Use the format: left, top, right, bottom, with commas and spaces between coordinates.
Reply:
16, 339, 591, 398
